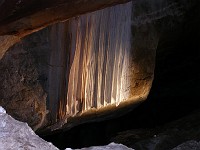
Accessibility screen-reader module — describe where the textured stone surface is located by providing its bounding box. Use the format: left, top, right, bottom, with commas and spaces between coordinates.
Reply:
0, 35, 20, 59
111, 110, 200, 150
0, 43, 48, 131
0, 2, 154, 132
66, 143, 134, 150
0, 0, 131, 63
0, 0, 199, 133
172, 141, 200, 150
1, 106, 134, 150
0, 106, 58, 150
0, 0, 131, 36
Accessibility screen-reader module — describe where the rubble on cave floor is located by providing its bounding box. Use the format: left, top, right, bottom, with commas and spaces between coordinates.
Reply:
0, 106, 133, 150
3, 104, 200, 150
112, 110, 200, 150
0, 106, 58, 150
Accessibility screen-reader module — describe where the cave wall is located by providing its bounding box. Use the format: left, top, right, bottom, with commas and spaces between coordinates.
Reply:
0, 42, 48, 130
148, 1, 200, 123
0, 0, 199, 132
0, 0, 132, 61
0, 1, 153, 131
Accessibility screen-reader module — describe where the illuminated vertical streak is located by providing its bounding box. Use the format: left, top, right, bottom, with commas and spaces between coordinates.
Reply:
55, 2, 133, 118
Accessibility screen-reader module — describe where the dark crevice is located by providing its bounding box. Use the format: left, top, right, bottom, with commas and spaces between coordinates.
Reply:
41, 3, 200, 149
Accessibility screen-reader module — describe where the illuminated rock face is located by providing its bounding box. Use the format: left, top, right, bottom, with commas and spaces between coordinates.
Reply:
0, 1, 159, 131
50, 2, 133, 120
44, 2, 151, 130
0, 1, 156, 131
0, 0, 199, 133
46, 2, 154, 130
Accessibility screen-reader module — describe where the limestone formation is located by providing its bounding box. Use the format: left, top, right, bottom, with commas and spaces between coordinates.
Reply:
0, 0, 199, 132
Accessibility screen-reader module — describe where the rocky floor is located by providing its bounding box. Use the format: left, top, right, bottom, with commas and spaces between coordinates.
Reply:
111, 109, 200, 150
0, 106, 134, 150
1, 105, 200, 150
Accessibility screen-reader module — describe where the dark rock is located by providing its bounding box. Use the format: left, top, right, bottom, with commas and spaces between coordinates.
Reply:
111, 110, 200, 150
0, 0, 131, 36
172, 141, 200, 150
0, 43, 48, 131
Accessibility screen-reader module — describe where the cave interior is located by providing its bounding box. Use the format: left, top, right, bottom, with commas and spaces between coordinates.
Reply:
0, 0, 200, 149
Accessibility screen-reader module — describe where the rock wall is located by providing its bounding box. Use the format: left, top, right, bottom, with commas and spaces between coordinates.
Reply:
0, 0, 199, 132
0, 42, 48, 130
0, 1, 152, 131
